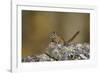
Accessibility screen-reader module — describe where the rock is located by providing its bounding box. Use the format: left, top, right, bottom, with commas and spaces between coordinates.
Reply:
22, 42, 90, 62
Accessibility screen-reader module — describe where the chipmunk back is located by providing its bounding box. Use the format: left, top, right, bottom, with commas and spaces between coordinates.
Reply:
49, 31, 80, 46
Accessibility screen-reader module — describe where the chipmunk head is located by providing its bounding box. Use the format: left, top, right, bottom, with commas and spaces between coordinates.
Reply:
49, 32, 57, 39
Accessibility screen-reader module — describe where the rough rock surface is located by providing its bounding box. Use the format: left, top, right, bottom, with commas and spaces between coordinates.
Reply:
22, 42, 90, 62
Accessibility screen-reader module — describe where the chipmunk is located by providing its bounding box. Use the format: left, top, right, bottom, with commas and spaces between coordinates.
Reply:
49, 32, 66, 46
49, 31, 80, 46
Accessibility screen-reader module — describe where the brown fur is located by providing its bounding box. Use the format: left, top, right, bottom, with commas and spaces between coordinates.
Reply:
49, 31, 80, 46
